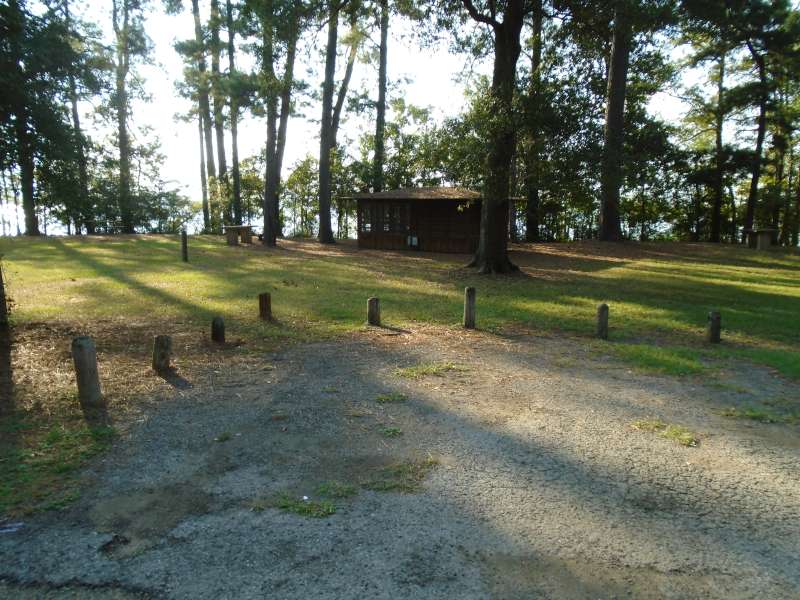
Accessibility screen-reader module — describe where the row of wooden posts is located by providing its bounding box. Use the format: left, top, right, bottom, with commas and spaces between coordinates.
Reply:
68, 286, 723, 412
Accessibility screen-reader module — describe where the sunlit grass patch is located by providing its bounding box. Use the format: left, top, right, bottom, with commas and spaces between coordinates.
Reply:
361, 456, 439, 493
613, 344, 707, 376
632, 419, 699, 447
394, 362, 468, 379
380, 426, 403, 438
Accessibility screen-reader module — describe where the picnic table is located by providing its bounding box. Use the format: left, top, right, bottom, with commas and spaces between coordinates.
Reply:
743, 228, 778, 251
223, 225, 254, 246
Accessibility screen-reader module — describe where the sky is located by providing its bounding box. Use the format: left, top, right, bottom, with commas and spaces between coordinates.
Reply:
1, 1, 695, 234
85, 1, 487, 204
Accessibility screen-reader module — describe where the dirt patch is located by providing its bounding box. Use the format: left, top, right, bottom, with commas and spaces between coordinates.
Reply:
91, 482, 212, 558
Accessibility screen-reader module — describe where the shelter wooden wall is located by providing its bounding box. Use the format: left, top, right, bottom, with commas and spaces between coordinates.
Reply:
357, 199, 480, 254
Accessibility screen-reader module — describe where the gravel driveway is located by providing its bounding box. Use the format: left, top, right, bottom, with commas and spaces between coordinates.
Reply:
1, 326, 798, 599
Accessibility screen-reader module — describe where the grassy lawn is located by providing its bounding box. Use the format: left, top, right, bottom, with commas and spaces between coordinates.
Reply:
1, 234, 799, 514
3, 234, 798, 359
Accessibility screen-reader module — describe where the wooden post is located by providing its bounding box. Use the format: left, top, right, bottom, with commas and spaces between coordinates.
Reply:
0, 260, 8, 329
211, 316, 225, 343
259, 293, 272, 321
597, 303, 609, 340
707, 311, 721, 343
181, 230, 188, 262
225, 228, 239, 246
463, 287, 476, 329
152, 335, 172, 372
367, 297, 380, 326
71, 336, 103, 410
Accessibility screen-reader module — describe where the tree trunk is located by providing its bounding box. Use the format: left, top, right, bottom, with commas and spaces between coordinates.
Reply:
318, 2, 341, 244
793, 161, 800, 246
226, 0, 242, 225
210, 0, 229, 223
112, 0, 134, 233
372, 0, 389, 193
744, 42, 766, 234
467, 1, 524, 273
262, 0, 279, 246
711, 53, 725, 243
524, 0, 542, 243
7, 0, 39, 236
272, 17, 299, 240
198, 113, 210, 229
64, 0, 93, 235
599, 7, 631, 242
191, 0, 217, 191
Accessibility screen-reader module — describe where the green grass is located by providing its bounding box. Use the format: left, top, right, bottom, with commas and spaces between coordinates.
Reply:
0, 420, 116, 515
316, 480, 358, 498
375, 392, 408, 403
272, 493, 336, 518
380, 426, 403, 437
394, 362, 468, 379
613, 345, 707, 376
632, 419, 699, 447
718, 406, 800, 424
1, 236, 798, 374
361, 457, 439, 493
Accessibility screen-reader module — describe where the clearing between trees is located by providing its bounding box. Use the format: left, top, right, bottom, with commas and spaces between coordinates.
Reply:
0, 237, 798, 598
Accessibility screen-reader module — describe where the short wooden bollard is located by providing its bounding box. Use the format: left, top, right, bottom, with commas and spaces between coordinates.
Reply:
152, 335, 172, 372
211, 316, 225, 343
597, 303, 609, 340
367, 297, 380, 326
181, 230, 188, 262
707, 311, 721, 343
259, 293, 272, 321
71, 336, 103, 410
463, 287, 476, 329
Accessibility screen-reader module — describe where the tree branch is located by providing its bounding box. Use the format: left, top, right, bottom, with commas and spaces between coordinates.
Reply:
461, 0, 499, 28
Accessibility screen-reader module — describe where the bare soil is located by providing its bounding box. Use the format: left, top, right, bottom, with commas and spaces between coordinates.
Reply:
1, 325, 798, 599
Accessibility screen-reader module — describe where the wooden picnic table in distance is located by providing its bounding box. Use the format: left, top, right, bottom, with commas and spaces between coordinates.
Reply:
223, 225, 254, 246
743, 228, 778, 251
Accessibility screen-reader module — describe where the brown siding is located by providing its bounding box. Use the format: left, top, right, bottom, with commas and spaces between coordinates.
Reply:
357, 198, 479, 254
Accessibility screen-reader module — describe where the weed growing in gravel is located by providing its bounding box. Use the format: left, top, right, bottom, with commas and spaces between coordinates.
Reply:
718, 406, 799, 424
273, 494, 336, 518
394, 363, 468, 379
632, 419, 699, 447
214, 432, 232, 442
362, 457, 439, 493
381, 427, 403, 437
375, 392, 407, 403
317, 481, 358, 498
